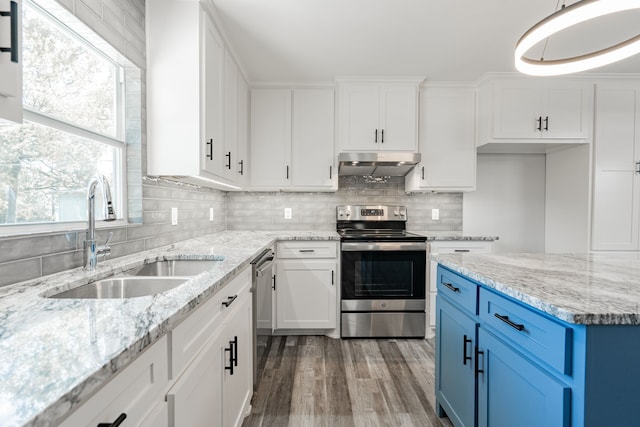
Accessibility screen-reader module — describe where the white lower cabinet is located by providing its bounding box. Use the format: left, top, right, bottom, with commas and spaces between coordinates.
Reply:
60, 336, 169, 427
168, 267, 253, 427
59, 267, 253, 427
275, 241, 338, 331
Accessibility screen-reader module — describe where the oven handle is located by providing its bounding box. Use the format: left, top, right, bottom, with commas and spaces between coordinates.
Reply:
341, 241, 426, 251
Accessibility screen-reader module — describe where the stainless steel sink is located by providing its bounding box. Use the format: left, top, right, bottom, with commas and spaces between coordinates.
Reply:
48, 277, 188, 299
122, 259, 222, 277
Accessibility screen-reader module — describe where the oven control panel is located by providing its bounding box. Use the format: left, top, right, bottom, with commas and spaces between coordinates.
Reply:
337, 205, 407, 221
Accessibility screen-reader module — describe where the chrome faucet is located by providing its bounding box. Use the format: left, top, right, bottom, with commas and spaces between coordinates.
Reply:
84, 175, 116, 270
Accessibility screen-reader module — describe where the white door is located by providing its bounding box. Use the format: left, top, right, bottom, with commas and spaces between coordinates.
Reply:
0, 0, 22, 123
591, 84, 640, 250
223, 49, 238, 181
544, 84, 589, 139
276, 260, 337, 329
222, 292, 253, 427
492, 82, 541, 139
418, 86, 476, 190
167, 330, 223, 427
201, 12, 224, 177
379, 85, 418, 151
339, 85, 380, 151
291, 88, 335, 188
250, 89, 291, 188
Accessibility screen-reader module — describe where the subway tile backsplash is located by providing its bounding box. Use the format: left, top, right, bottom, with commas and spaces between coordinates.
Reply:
226, 177, 463, 232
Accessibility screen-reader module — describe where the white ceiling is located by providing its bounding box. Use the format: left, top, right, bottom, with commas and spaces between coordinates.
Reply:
211, 0, 640, 84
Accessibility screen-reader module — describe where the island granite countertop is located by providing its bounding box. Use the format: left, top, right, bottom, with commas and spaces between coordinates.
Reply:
0, 230, 339, 427
433, 252, 640, 326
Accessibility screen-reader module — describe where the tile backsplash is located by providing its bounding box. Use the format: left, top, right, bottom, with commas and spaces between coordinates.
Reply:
226, 176, 463, 232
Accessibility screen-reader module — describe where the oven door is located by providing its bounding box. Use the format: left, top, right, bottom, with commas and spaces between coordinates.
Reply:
341, 241, 426, 301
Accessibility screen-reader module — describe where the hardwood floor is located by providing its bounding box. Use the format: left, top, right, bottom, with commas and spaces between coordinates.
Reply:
243, 336, 454, 427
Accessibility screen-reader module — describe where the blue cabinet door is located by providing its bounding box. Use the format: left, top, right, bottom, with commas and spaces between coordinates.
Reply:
477, 327, 571, 427
436, 295, 477, 427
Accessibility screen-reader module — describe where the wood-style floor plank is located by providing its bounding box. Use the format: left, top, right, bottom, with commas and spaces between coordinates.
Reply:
242, 337, 453, 427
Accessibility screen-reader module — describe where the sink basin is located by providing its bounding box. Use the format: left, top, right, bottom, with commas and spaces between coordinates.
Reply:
122, 259, 222, 277
48, 277, 187, 299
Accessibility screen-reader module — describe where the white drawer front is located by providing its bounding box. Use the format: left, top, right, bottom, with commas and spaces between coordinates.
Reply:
277, 241, 338, 259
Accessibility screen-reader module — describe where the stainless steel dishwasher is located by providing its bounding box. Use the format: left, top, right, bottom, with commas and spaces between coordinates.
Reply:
250, 247, 275, 391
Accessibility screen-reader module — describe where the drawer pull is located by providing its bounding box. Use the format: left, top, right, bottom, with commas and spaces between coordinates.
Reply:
495, 313, 525, 331
222, 295, 238, 307
463, 335, 472, 366
299, 249, 315, 253
475, 346, 485, 376
442, 282, 460, 293
454, 249, 470, 253
98, 413, 127, 427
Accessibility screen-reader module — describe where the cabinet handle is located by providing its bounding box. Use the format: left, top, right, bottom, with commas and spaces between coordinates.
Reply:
494, 313, 525, 331
206, 139, 213, 160
635, 161, 640, 175
225, 152, 231, 169
232, 335, 238, 367
536, 116, 542, 131
463, 335, 472, 366
475, 346, 485, 376
543, 116, 549, 131
0, 2, 18, 63
225, 341, 235, 375
442, 282, 460, 293
222, 295, 238, 307
272, 274, 276, 290
286, 165, 289, 179
238, 160, 244, 175
299, 249, 315, 253
375, 129, 378, 143
381, 129, 384, 143
454, 249, 470, 253
97, 413, 127, 427
331, 270, 335, 286
329, 165, 332, 179
421, 166, 425, 180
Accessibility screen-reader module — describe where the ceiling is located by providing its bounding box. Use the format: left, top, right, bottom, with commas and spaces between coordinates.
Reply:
211, 0, 640, 84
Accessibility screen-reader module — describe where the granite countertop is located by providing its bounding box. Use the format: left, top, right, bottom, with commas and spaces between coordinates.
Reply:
433, 252, 640, 326
0, 230, 339, 427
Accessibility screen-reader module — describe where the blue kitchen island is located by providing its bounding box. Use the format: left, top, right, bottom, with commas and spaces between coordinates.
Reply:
432, 252, 640, 427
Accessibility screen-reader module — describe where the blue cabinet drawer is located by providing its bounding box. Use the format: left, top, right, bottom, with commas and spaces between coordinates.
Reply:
479, 288, 572, 375
437, 266, 478, 315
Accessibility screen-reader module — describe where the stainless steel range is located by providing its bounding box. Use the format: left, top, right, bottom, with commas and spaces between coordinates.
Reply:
338, 205, 426, 338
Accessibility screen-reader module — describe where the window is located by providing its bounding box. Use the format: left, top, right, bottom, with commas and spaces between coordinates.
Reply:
0, 0, 126, 225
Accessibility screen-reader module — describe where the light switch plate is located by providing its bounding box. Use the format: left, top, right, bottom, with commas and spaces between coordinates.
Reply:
209, 207, 214, 221
171, 207, 178, 225
284, 207, 292, 220
431, 208, 440, 221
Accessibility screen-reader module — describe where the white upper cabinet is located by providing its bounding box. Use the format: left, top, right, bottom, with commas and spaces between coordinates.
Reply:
0, 0, 22, 124
147, 0, 245, 190
291, 88, 336, 189
406, 85, 476, 192
477, 76, 592, 147
250, 87, 336, 191
591, 81, 640, 251
338, 79, 421, 152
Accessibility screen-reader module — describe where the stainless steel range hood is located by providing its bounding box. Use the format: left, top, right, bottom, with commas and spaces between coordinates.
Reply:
338, 152, 421, 176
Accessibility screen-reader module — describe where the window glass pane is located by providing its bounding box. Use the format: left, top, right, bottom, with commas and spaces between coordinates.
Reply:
0, 122, 119, 224
22, 4, 118, 137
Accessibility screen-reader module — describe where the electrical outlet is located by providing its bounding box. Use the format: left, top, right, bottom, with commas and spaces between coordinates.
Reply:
209, 207, 214, 221
171, 207, 178, 225
431, 208, 440, 221
284, 207, 292, 220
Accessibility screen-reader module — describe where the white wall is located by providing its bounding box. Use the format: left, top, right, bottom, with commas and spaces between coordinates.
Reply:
463, 154, 546, 253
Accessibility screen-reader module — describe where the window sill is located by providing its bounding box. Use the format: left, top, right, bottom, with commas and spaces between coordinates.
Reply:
0, 220, 138, 239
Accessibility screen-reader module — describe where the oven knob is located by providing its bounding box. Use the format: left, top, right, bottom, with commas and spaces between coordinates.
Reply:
345, 210, 351, 217
393, 210, 400, 216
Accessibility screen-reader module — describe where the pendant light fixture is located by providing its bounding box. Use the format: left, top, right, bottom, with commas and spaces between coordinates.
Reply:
515, 0, 640, 76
